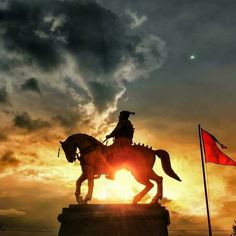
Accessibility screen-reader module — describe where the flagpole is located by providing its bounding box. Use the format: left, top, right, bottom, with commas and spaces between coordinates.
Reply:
198, 124, 212, 236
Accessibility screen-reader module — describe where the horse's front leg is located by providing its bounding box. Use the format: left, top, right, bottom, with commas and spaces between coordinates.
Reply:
83, 166, 94, 204
75, 173, 86, 203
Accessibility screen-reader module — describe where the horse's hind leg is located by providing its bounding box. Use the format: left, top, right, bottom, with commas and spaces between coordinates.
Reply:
149, 170, 163, 204
132, 176, 154, 204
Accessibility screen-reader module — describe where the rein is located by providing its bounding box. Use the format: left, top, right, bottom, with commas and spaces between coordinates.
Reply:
57, 146, 60, 158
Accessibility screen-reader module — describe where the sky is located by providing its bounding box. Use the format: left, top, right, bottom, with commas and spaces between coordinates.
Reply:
0, 0, 236, 235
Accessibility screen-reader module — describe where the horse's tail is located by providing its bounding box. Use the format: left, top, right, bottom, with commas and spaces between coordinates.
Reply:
154, 149, 181, 182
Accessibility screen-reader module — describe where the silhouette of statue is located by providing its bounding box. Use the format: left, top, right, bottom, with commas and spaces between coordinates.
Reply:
60, 132, 181, 204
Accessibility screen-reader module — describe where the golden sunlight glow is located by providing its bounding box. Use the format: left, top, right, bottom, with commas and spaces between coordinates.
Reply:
96, 191, 108, 200
113, 170, 139, 201
91, 169, 152, 203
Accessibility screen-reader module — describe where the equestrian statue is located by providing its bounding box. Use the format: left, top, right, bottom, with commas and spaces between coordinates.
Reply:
59, 111, 181, 204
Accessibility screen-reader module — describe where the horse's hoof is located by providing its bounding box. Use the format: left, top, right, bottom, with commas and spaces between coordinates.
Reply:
132, 198, 139, 204
79, 201, 88, 205
83, 196, 91, 204
150, 196, 162, 204
76, 196, 83, 204
77, 200, 88, 205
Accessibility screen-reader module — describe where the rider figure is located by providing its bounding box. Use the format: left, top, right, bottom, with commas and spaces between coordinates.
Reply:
105, 111, 135, 179
106, 110, 135, 146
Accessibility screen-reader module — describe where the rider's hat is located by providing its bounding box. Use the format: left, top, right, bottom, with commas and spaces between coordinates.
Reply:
120, 110, 135, 119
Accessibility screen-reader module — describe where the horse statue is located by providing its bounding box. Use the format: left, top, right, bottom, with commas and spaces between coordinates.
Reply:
60, 133, 181, 204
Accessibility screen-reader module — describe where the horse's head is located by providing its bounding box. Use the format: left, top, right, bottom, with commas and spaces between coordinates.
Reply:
59, 133, 102, 163
60, 140, 77, 163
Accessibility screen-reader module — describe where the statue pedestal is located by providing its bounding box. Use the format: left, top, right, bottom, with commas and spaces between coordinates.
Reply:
58, 204, 170, 236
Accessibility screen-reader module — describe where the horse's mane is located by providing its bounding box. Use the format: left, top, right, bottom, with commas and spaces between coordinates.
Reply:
65, 133, 102, 146
80, 133, 102, 145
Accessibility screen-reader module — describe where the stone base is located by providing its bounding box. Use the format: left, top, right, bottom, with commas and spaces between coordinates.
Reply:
58, 204, 170, 236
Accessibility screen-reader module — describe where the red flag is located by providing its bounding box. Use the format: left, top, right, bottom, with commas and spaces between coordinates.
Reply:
201, 128, 236, 166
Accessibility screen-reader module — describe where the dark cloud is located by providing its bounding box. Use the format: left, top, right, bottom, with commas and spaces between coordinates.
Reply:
13, 112, 50, 131
64, 1, 127, 74
0, 58, 14, 71
64, 77, 91, 103
0, 151, 20, 170
89, 81, 122, 112
0, 0, 63, 70
0, 0, 127, 72
53, 112, 80, 128
0, 87, 8, 103
0, 0, 165, 112
21, 77, 41, 94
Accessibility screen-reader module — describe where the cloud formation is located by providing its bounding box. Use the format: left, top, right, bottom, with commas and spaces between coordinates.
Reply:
0, 133, 8, 141
0, 0, 167, 133
122, 8, 147, 29
0, 86, 8, 103
0, 208, 26, 217
0, 151, 20, 170
13, 112, 50, 131
21, 78, 41, 94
